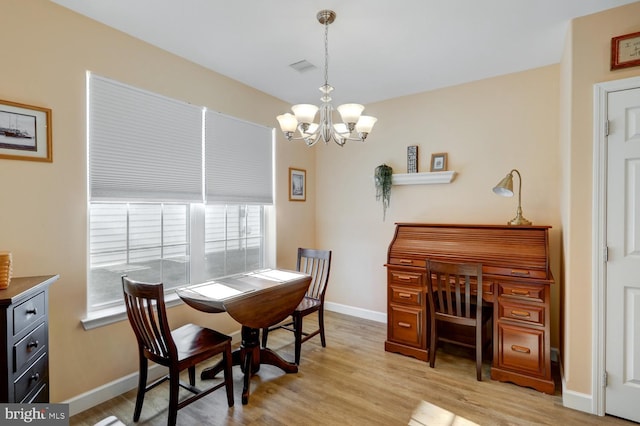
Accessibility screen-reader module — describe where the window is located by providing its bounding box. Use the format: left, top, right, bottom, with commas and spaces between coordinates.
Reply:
87, 73, 273, 314
89, 203, 189, 310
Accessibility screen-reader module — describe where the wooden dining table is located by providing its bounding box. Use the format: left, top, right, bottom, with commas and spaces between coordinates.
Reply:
176, 268, 312, 404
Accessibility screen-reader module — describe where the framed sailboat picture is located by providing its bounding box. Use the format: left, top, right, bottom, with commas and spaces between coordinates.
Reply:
0, 99, 52, 162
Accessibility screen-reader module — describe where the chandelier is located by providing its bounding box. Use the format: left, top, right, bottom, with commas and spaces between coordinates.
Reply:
276, 10, 377, 147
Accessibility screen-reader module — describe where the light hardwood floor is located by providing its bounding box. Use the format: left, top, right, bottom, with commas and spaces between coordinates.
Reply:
70, 311, 634, 425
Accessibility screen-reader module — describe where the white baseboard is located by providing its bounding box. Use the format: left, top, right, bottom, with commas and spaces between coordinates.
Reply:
558, 355, 596, 415
64, 364, 167, 417
65, 329, 243, 417
324, 301, 387, 323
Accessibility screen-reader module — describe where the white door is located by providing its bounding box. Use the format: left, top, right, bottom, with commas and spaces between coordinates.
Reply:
606, 86, 640, 422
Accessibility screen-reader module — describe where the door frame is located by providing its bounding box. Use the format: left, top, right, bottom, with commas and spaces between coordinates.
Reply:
592, 75, 640, 416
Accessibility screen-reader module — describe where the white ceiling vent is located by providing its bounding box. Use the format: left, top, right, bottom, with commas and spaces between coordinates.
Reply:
289, 60, 316, 73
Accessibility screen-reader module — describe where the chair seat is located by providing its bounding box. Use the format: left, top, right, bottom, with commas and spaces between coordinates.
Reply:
172, 323, 231, 362
295, 296, 321, 314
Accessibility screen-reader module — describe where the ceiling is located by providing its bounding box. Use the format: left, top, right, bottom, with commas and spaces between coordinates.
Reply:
51, 0, 637, 106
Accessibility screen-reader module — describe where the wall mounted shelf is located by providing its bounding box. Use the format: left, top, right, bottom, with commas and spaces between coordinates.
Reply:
391, 171, 456, 185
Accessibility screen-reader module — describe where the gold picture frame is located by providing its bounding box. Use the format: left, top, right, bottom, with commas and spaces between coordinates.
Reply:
289, 167, 306, 201
430, 153, 448, 172
0, 99, 52, 162
611, 31, 640, 70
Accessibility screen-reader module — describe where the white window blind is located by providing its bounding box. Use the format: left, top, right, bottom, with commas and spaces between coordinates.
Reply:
205, 110, 273, 204
88, 74, 203, 202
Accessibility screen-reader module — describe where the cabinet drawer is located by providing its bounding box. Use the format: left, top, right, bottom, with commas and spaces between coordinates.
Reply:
24, 382, 48, 403
13, 292, 45, 336
498, 282, 545, 303
14, 322, 47, 373
14, 353, 48, 403
390, 285, 422, 306
388, 305, 423, 347
389, 270, 422, 287
497, 322, 545, 376
499, 301, 544, 326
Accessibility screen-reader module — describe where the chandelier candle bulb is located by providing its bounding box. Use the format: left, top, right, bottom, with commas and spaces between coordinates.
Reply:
276, 10, 377, 146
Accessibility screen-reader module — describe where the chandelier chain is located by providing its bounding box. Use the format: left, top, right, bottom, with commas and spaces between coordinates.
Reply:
324, 18, 329, 87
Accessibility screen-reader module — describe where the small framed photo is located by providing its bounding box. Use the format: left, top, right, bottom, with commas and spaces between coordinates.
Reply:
289, 167, 306, 201
0, 99, 52, 162
430, 153, 448, 172
611, 31, 640, 70
407, 145, 418, 173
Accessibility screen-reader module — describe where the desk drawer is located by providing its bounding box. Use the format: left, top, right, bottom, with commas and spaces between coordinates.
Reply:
389, 270, 422, 287
14, 322, 47, 373
497, 322, 544, 376
499, 301, 544, 326
389, 258, 426, 268
13, 292, 45, 336
498, 282, 545, 303
388, 305, 423, 347
14, 353, 48, 403
390, 285, 422, 306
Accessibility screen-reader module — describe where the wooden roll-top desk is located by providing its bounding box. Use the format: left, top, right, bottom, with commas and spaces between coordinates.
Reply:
384, 223, 555, 394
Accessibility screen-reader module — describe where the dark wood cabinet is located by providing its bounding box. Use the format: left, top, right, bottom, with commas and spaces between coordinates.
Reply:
0, 275, 58, 402
385, 224, 554, 394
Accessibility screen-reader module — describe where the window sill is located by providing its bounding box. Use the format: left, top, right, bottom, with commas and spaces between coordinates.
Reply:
81, 291, 184, 330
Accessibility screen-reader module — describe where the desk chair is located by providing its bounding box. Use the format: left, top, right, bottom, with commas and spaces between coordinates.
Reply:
261, 248, 332, 364
122, 276, 234, 426
426, 260, 492, 380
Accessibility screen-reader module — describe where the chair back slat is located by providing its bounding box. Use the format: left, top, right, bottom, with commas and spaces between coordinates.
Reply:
122, 276, 176, 364
427, 260, 483, 320
297, 248, 332, 301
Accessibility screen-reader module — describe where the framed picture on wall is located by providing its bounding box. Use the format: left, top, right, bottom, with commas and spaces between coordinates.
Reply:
611, 31, 640, 70
289, 167, 306, 201
0, 99, 52, 162
407, 145, 418, 173
430, 153, 448, 172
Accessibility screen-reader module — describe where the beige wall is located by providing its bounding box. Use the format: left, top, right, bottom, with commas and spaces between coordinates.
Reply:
4, 0, 640, 411
562, 2, 640, 395
0, 0, 315, 402
316, 65, 562, 339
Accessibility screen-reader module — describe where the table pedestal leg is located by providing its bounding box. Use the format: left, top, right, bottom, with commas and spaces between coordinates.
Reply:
200, 325, 299, 404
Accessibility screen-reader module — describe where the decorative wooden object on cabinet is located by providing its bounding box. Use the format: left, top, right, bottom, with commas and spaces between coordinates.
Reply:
0, 275, 58, 402
385, 224, 554, 394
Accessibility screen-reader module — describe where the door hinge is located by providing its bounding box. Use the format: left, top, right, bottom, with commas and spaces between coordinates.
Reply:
604, 246, 609, 262
603, 371, 608, 387
604, 120, 610, 136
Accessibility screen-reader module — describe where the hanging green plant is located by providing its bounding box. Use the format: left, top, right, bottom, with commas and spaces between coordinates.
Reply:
374, 164, 393, 220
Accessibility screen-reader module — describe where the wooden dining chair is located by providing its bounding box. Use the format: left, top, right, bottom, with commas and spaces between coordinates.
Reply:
425, 260, 492, 380
122, 276, 234, 426
261, 248, 332, 364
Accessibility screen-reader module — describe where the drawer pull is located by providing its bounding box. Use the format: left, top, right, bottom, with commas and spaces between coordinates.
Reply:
396, 275, 413, 281
26, 308, 38, 315
511, 345, 531, 354
510, 310, 531, 318
398, 292, 412, 299
27, 340, 39, 350
30, 372, 40, 383
510, 289, 530, 296
511, 269, 530, 277
397, 322, 412, 328
398, 259, 413, 265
